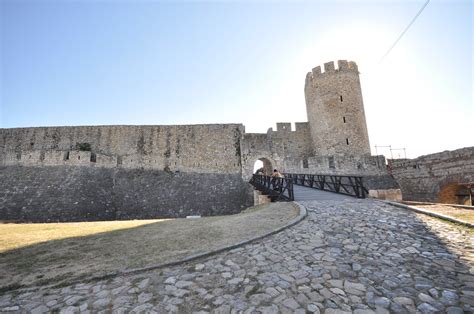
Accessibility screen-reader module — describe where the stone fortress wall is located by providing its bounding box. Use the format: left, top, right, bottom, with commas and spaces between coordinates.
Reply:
0, 60, 402, 222
0, 125, 253, 221
0, 124, 244, 173
389, 147, 474, 203
241, 122, 390, 178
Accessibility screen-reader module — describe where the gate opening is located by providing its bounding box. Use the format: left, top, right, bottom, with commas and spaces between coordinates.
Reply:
253, 157, 273, 176
437, 182, 473, 205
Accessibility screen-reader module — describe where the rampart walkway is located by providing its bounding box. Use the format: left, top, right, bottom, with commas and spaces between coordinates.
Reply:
1, 200, 472, 313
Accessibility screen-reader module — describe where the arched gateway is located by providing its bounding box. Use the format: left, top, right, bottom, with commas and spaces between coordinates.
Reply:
253, 157, 274, 176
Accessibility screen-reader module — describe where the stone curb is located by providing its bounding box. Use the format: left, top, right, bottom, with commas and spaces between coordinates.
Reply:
121, 202, 308, 276
402, 201, 474, 210
381, 200, 474, 228
14, 202, 308, 293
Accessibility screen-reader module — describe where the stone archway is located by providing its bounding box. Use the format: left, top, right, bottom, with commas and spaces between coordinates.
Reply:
254, 157, 273, 176
437, 182, 472, 205
242, 154, 278, 181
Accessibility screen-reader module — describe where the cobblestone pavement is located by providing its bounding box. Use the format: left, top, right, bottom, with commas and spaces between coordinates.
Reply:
1, 200, 473, 313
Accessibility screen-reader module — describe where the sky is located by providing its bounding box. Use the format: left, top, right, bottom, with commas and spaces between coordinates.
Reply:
0, 0, 472, 158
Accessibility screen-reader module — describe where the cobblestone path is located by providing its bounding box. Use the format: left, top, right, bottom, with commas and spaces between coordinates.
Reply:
1, 200, 473, 313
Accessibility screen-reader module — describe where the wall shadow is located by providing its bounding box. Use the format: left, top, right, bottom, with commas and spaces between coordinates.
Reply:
0, 203, 296, 293
310, 200, 474, 312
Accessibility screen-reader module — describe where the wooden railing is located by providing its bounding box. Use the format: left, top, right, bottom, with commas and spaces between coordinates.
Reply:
285, 173, 368, 198
250, 175, 294, 201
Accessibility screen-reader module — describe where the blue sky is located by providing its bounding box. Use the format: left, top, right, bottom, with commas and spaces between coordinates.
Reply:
1, 0, 472, 158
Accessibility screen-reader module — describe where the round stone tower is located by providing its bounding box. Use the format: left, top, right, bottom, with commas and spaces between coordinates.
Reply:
304, 60, 371, 156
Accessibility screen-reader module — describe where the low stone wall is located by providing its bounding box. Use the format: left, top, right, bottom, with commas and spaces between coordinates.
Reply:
368, 189, 403, 202
363, 174, 400, 191
390, 147, 474, 202
253, 190, 270, 205
0, 166, 253, 222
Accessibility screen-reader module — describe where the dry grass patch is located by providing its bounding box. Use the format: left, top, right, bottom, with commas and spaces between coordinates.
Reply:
0, 219, 165, 253
0, 202, 298, 291
415, 204, 474, 224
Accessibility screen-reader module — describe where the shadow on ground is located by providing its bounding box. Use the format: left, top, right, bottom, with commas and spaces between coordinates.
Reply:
296, 199, 474, 312
0, 202, 298, 292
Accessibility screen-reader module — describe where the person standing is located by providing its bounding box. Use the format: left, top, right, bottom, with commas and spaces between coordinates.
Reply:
271, 169, 284, 178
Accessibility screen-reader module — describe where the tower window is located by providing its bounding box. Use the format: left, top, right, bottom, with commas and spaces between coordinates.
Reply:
328, 156, 335, 169
90, 153, 96, 163
340, 95, 343, 102
302, 159, 309, 168
346, 138, 349, 145
343, 117, 346, 123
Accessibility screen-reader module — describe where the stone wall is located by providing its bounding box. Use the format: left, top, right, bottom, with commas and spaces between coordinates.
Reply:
0, 124, 243, 174
390, 147, 474, 202
0, 124, 254, 222
0, 166, 253, 222
240, 122, 312, 180
283, 155, 388, 176
240, 120, 397, 190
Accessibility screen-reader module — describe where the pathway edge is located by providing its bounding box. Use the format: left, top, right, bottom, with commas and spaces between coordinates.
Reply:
380, 200, 474, 228
13, 202, 308, 293
122, 202, 308, 276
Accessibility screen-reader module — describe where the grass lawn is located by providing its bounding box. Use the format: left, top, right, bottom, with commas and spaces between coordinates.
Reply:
0, 203, 298, 292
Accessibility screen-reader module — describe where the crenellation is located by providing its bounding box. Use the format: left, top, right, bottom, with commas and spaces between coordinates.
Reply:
306, 61, 359, 83
312, 65, 321, 77
295, 122, 309, 132
276, 123, 292, 132
1, 149, 120, 168
337, 60, 349, 71
324, 61, 335, 72
348, 61, 358, 72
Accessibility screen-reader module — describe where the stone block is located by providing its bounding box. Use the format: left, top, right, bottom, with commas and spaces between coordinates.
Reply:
368, 189, 403, 202
258, 195, 271, 205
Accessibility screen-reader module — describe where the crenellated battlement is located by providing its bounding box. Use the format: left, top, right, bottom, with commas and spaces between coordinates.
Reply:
295, 122, 310, 132
263, 122, 310, 136
276, 123, 291, 132
305, 60, 359, 84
